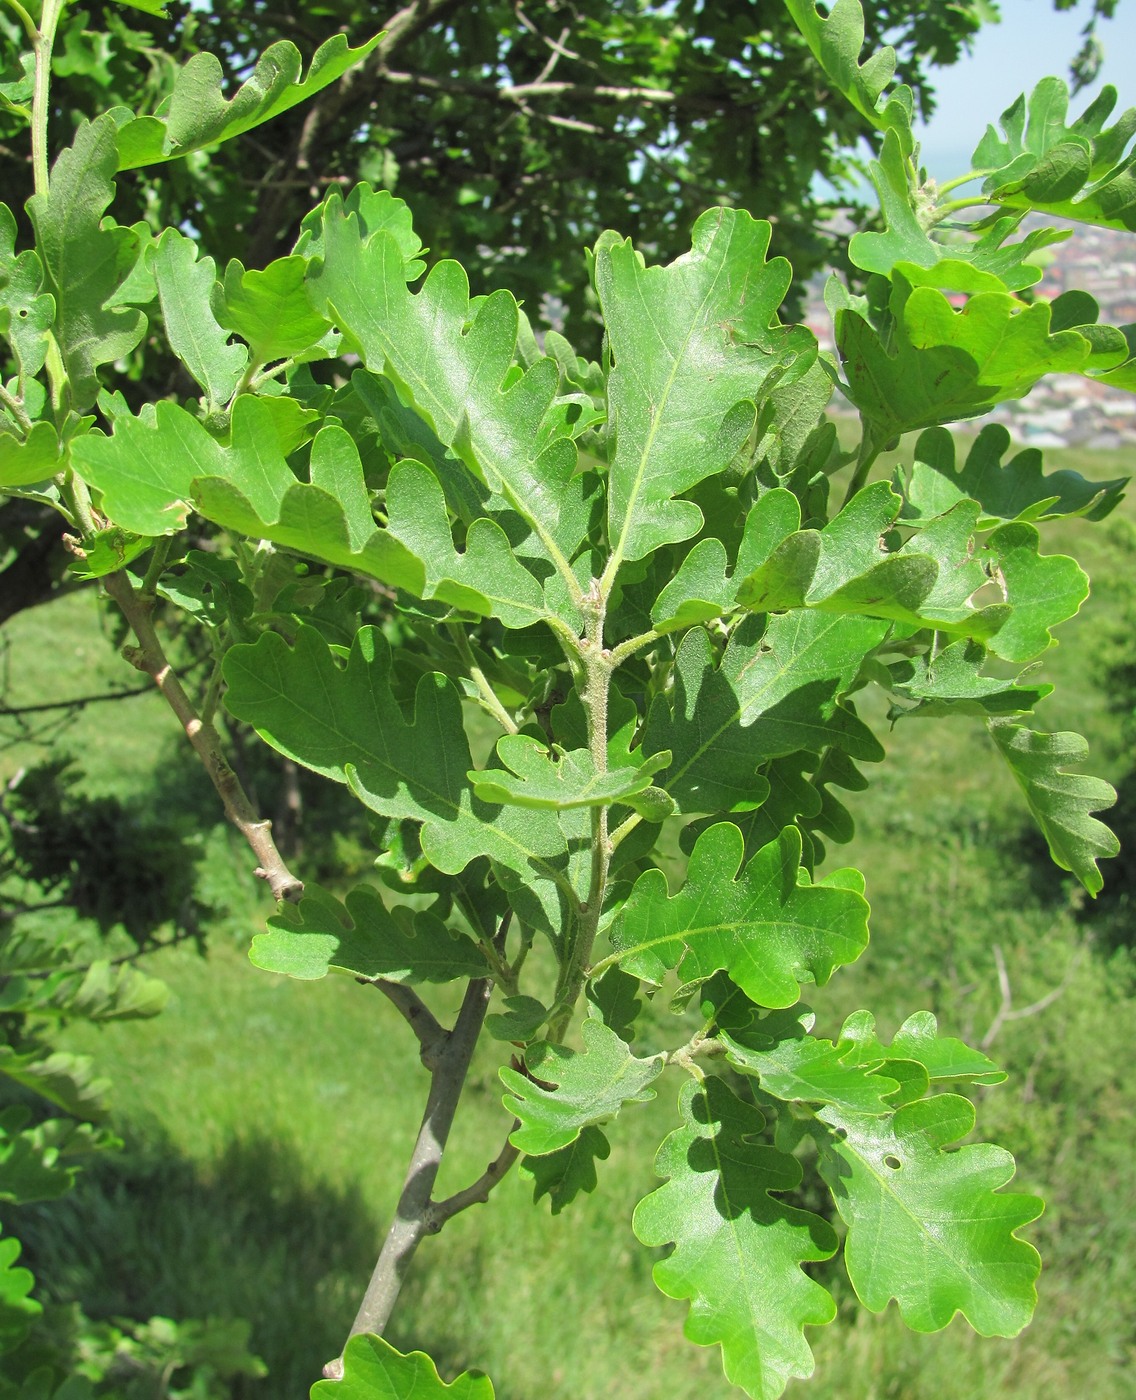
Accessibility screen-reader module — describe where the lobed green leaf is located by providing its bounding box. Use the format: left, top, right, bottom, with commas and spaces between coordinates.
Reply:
836, 271, 1093, 439
222, 626, 573, 929
27, 116, 147, 411
151, 228, 247, 410
519, 1125, 611, 1215
784, 0, 913, 140
114, 33, 384, 171
973, 77, 1136, 233
608, 824, 869, 1006
253, 883, 490, 983
641, 614, 886, 814
471, 736, 669, 810
899, 423, 1127, 527
719, 1006, 902, 1113
309, 194, 594, 603
988, 720, 1119, 895
596, 207, 814, 570
311, 1334, 494, 1399
813, 1093, 1042, 1336
501, 1018, 664, 1156
634, 1076, 837, 1400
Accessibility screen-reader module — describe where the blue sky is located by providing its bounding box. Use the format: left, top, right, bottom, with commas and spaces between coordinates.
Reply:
915, 0, 1136, 179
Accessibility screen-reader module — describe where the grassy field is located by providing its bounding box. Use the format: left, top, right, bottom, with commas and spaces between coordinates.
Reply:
2, 440, 1135, 1399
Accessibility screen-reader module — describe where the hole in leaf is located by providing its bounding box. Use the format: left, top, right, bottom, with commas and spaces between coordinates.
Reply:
883, 1154, 902, 1171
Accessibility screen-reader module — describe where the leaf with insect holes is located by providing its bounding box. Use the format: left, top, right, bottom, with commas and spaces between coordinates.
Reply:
836, 270, 1093, 439
595, 207, 814, 569
719, 1006, 903, 1114
979, 522, 1088, 664
113, 33, 384, 171
215, 255, 333, 366
641, 613, 886, 814
608, 824, 869, 1007
810, 1093, 1042, 1335
500, 1018, 664, 1156
310, 1334, 494, 1399
151, 228, 247, 410
309, 192, 595, 590
26, 116, 147, 411
471, 735, 670, 810
222, 626, 572, 924
972, 76, 1136, 233
520, 1125, 611, 1216
0, 204, 54, 382
252, 883, 489, 983
988, 720, 1118, 895
634, 1076, 837, 1400
899, 423, 1127, 527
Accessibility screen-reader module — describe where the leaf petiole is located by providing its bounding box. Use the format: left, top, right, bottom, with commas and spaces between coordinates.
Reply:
1, 0, 37, 46
447, 621, 519, 735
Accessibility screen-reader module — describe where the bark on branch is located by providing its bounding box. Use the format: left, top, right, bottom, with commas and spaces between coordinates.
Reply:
102, 570, 303, 904
426, 1127, 520, 1230
372, 979, 448, 1068
324, 974, 515, 1379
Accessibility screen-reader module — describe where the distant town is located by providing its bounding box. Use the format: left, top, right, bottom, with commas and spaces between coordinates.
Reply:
807, 221, 1136, 451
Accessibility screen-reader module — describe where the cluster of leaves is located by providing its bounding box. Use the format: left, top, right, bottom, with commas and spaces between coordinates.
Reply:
0, 0, 998, 351
0, 0, 1131, 1396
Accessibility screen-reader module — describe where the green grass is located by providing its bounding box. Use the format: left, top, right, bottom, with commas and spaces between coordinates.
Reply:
4, 440, 1136, 1398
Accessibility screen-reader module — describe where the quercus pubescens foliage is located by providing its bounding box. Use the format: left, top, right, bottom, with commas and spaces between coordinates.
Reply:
0, 0, 1130, 1394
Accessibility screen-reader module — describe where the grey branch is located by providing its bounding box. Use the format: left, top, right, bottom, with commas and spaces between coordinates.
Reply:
372, 980, 448, 1068
324, 976, 497, 1379
102, 570, 304, 904
426, 1125, 520, 1230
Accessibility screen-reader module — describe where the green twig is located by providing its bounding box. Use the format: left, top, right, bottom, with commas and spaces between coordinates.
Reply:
139, 536, 174, 597
447, 622, 519, 735
935, 169, 982, 198
1, 0, 38, 44
31, 0, 67, 199
0, 382, 32, 432
608, 809, 642, 851
198, 639, 227, 728
927, 195, 991, 225
65, 469, 100, 537
609, 627, 661, 668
